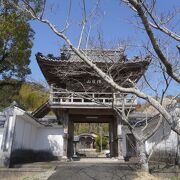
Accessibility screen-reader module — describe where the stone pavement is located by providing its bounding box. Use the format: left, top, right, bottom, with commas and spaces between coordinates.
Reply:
48, 162, 138, 180
47, 158, 180, 180
0, 158, 179, 180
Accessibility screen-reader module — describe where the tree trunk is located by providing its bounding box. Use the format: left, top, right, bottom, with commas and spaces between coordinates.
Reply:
137, 141, 149, 172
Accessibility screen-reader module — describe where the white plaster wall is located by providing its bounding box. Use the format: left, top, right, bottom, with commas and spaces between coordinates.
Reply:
145, 121, 172, 155
156, 131, 177, 152
4, 116, 14, 151
0, 128, 4, 151
12, 112, 64, 157
145, 120, 179, 162
13, 117, 37, 150
35, 128, 64, 157
146, 130, 178, 154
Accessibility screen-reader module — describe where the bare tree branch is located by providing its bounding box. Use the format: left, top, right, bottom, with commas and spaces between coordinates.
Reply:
142, 3, 180, 41
124, 0, 180, 83
13, 2, 178, 134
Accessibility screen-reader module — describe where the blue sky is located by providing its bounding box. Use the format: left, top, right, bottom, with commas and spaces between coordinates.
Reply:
28, 0, 180, 95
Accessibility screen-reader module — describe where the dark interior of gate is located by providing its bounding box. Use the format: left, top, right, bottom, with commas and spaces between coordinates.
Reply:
67, 110, 118, 158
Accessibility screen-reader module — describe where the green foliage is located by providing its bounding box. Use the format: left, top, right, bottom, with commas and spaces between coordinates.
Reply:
74, 123, 109, 136
0, 80, 48, 111
74, 124, 90, 135
74, 123, 109, 152
95, 135, 108, 152
0, 2, 45, 110
2, 1, 45, 19
102, 123, 109, 136
0, 79, 22, 110
16, 83, 48, 111
0, 6, 34, 81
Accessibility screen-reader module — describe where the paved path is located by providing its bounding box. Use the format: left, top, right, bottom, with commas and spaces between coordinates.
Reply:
8, 158, 179, 180
47, 159, 180, 180
48, 159, 139, 180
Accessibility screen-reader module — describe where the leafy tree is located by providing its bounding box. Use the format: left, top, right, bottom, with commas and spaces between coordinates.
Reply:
74, 123, 109, 136
0, 5, 34, 83
0, 79, 21, 110
95, 135, 108, 152
0, 1, 43, 107
0, 81, 48, 110
16, 83, 48, 111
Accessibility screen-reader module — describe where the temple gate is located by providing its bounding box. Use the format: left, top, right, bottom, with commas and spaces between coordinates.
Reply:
32, 49, 150, 159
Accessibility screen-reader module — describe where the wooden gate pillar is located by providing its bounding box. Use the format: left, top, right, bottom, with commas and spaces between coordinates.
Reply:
109, 119, 118, 157
109, 120, 114, 157
67, 118, 74, 158
113, 119, 118, 157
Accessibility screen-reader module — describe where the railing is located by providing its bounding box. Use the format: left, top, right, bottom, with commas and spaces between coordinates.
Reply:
49, 86, 137, 107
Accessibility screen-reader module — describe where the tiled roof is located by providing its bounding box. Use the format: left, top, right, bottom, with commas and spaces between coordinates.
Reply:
37, 49, 125, 63
36, 49, 150, 89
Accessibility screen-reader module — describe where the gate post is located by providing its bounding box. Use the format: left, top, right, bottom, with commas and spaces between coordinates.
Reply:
109, 121, 114, 157
67, 118, 74, 158
117, 116, 124, 159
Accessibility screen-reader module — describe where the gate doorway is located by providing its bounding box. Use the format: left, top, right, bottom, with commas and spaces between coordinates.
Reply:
74, 123, 110, 158
66, 114, 119, 159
